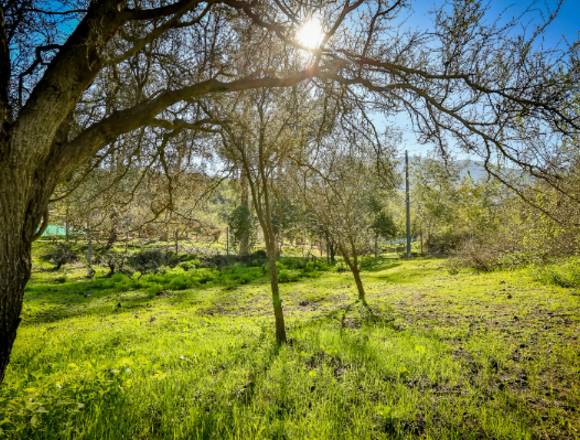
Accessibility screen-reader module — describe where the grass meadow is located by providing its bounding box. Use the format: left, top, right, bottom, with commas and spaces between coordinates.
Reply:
0, 244, 578, 439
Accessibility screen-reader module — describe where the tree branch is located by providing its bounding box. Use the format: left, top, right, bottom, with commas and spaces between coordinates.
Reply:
52, 69, 321, 178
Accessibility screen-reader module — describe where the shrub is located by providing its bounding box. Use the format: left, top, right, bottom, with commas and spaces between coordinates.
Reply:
41, 243, 78, 270
448, 238, 499, 272
425, 232, 467, 256
335, 262, 348, 273
278, 269, 301, 283
127, 249, 181, 273
534, 258, 580, 288
98, 250, 127, 276
168, 275, 193, 291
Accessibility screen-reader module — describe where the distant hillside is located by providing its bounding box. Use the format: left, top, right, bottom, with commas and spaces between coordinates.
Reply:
456, 160, 488, 180
401, 156, 517, 182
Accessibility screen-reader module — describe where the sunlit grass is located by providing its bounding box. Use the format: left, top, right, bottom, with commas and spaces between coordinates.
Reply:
0, 249, 577, 439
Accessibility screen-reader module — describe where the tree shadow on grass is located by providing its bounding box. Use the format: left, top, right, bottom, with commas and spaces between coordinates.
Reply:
24, 256, 340, 324
23, 266, 272, 324
360, 256, 402, 272
290, 299, 397, 335
373, 267, 433, 284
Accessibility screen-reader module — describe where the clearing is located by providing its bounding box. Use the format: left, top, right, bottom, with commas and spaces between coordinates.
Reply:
0, 252, 578, 439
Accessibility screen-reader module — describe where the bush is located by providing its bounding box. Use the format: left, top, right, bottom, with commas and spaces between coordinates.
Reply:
168, 275, 193, 290
126, 249, 181, 273
41, 243, 78, 270
335, 262, 348, 273
98, 250, 127, 276
534, 258, 580, 288
426, 232, 467, 256
278, 269, 301, 283
448, 238, 499, 272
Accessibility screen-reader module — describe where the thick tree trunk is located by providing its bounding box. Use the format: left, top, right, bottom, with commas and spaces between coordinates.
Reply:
0, 163, 44, 383
0, 232, 32, 384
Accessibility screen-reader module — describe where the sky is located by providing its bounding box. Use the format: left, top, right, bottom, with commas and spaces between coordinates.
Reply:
387, 0, 579, 159
38, 0, 579, 162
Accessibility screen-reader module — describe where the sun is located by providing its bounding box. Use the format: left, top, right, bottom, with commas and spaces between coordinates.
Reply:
296, 17, 324, 50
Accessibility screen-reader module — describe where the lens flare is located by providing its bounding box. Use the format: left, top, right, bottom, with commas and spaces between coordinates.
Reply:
296, 17, 324, 50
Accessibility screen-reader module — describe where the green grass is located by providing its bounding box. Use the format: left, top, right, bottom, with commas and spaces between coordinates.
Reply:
0, 251, 578, 439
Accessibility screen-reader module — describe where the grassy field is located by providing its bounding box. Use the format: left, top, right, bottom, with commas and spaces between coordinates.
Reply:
0, 246, 578, 439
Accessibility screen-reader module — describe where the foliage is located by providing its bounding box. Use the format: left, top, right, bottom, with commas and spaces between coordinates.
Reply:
371, 211, 398, 241
126, 250, 182, 274
413, 158, 580, 270
533, 258, 580, 289
227, 204, 256, 253
40, 243, 79, 271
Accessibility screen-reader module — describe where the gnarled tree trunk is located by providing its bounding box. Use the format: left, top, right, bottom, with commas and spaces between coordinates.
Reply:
0, 158, 51, 382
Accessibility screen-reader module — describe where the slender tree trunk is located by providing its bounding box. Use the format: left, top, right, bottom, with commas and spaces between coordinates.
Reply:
326, 236, 336, 264
239, 155, 287, 344
65, 204, 70, 242
86, 226, 95, 278
238, 168, 250, 257
340, 245, 367, 304
351, 264, 367, 304
265, 234, 286, 344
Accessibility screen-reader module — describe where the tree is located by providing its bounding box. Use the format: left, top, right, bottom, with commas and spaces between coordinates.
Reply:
0, 0, 576, 381
227, 201, 256, 256
214, 85, 316, 344
237, 168, 252, 257
370, 195, 398, 256
291, 131, 397, 305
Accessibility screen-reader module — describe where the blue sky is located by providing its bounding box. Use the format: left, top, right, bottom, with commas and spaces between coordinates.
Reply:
404, 0, 578, 45
390, 0, 579, 159
39, 0, 578, 161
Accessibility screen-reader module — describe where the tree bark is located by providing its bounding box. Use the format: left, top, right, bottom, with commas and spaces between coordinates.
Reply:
0, 229, 32, 384
0, 161, 49, 382
236, 129, 287, 344
340, 245, 367, 304
174, 229, 179, 254
239, 168, 250, 257
265, 235, 286, 344
351, 264, 367, 305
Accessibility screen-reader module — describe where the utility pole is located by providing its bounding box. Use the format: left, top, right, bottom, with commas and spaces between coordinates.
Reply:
405, 150, 412, 258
